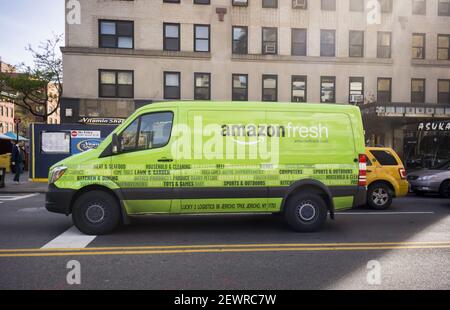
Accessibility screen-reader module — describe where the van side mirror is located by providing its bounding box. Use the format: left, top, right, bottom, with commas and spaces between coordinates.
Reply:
112, 133, 120, 154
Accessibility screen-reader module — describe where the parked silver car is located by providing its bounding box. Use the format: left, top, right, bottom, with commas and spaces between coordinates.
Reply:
407, 161, 450, 198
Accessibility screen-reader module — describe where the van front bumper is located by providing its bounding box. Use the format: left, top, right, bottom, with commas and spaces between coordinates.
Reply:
45, 184, 76, 215
352, 186, 367, 208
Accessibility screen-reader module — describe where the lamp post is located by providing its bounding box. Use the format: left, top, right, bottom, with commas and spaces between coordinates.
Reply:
14, 117, 21, 143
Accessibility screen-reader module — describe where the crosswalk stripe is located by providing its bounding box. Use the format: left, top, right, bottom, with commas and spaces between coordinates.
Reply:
42, 226, 97, 249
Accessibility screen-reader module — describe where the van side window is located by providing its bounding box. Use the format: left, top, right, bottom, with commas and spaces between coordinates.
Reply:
120, 112, 174, 152
370, 150, 398, 166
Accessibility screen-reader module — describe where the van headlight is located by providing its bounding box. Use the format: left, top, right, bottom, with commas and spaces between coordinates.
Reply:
49, 166, 67, 184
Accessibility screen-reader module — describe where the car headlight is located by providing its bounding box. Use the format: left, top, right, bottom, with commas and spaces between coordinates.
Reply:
417, 175, 436, 181
49, 166, 67, 184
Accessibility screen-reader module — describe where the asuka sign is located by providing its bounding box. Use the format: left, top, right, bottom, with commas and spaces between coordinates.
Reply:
417, 122, 450, 131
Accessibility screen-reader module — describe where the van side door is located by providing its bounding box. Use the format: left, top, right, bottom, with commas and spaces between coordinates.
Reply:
110, 109, 177, 215
171, 108, 272, 214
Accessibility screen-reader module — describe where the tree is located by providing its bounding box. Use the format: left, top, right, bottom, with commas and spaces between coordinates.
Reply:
0, 33, 63, 124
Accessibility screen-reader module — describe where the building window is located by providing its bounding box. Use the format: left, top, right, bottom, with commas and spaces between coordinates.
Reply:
99, 20, 134, 49
320, 30, 336, 57
292, 76, 307, 103
232, 74, 248, 101
262, 75, 278, 102
194, 73, 211, 100
379, 0, 393, 13
164, 23, 180, 51
438, 79, 450, 104
411, 79, 426, 103
377, 78, 392, 103
164, 72, 181, 100
262, 0, 278, 8
321, 0, 336, 11
349, 77, 364, 104
412, 0, 426, 15
194, 25, 210, 52
232, 26, 248, 54
262, 27, 278, 55
412, 33, 426, 59
320, 76, 336, 103
438, 0, 450, 16
349, 30, 364, 57
350, 0, 364, 12
163, 0, 180, 3
194, 0, 210, 4
377, 32, 392, 58
99, 70, 134, 98
438, 34, 450, 60
291, 29, 307, 56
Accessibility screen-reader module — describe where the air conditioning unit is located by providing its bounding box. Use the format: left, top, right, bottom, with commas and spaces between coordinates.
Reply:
232, 0, 248, 6
264, 43, 277, 54
350, 94, 364, 103
292, 0, 307, 9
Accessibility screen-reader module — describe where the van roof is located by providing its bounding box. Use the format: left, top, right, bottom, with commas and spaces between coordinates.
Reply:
137, 101, 361, 114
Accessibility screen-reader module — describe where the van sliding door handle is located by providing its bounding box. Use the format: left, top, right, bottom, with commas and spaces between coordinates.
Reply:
158, 158, 174, 163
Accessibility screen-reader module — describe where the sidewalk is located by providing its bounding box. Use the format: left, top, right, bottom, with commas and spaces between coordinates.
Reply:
0, 172, 48, 194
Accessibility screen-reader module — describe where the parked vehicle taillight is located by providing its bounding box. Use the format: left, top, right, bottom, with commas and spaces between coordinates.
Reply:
358, 154, 367, 186
399, 168, 407, 179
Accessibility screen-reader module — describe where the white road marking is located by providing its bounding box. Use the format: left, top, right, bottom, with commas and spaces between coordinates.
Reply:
0, 193, 40, 201
42, 226, 97, 249
337, 211, 435, 215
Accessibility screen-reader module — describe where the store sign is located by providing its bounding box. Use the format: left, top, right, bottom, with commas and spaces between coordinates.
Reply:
70, 130, 103, 155
417, 122, 450, 131
78, 117, 125, 125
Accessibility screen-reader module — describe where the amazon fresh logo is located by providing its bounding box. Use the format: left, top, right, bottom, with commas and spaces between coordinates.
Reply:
222, 123, 329, 140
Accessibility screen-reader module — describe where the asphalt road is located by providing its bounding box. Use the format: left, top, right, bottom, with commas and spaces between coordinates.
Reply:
0, 193, 449, 290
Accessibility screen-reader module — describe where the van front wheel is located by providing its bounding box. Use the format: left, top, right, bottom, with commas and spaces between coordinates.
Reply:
284, 193, 328, 232
72, 191, 121, 235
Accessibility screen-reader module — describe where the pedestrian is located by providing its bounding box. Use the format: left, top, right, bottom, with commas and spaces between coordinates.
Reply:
11, 141, 25, 184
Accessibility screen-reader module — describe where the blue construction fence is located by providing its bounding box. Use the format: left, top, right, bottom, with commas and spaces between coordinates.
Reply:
30, 123, 117, 181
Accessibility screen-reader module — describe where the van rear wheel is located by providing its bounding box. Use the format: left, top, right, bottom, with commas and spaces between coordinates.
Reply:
72, 191, 121, 235
284, 193, 328, 232
367, 183, 393, 210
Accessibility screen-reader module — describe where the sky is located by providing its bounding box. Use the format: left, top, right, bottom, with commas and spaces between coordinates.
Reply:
0, 0, 65, 67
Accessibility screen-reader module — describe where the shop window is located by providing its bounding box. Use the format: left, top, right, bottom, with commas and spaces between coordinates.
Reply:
292, 75, 307, 103
321, 76, 336, 103
232, 74, 248, 101
262, 75, 278, 102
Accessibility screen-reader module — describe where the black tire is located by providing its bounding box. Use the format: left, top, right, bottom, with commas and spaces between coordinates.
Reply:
439, 180, 450, 198
284, 193, 328, 232
367, 183, 393, 210
72, 191, 121, 235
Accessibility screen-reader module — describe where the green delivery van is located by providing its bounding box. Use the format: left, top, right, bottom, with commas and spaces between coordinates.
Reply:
46, 101, 367, 235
